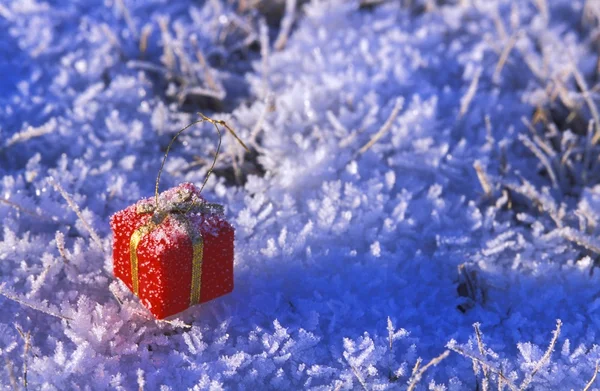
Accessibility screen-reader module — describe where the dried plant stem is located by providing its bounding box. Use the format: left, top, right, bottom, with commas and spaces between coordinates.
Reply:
558, 227, 600, 254
583, 361, 600, 391
570, 59, 600, 145
459, 67, 482, 118
115, 0, 138, 38
407, 350, 450, 391
274, 0, 297, 51
15, 325, 30, 391
518, 133, 559, 189
349, 363, 369, 391
449, 344, 518, 391
474, 323, 490, 391
49, 177, 103, 251
55, 231, 69, 264
154, 114, 250, 207
493, 32, 520, 83
473, 160, 492, 196
4, 119, 56, 148
259, 18, 270, 99
358, 97, 404, 154
0, 198, 47, 220
0, 289, 73, 321
4, 356, 18, 391
190, 36, 219, 92
139, 24, 152, 55
250, 93, 274, 148
518, 319, 562, 391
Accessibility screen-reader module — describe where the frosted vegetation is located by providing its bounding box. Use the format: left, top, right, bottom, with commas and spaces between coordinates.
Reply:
3, 0, 600, 389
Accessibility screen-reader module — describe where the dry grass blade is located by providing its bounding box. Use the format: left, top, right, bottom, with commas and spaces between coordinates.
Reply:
4, 118, 57, 148
449, 344, 518, 391
474, 323, 490, 391
473, 160, 492, 197
459, 67, 482, 118
259, 18, 270, 99
0, 289, 73, 321
4, 356, 18, 391
0, 198, 52, 221
154, 114, 249, 211
569, 59, 600, 145
115, 0, 138, 38
139, 24, 152, 55
274, 0, 297, 51
493, 32, 520, 83
15, 325, 30, 391
358, 97, 404, 154
190, 36, 220, 92
518, 132, 559, 189
518, 319, 562, 391
55, 231, 69, 264
349, 363, 369, 391
407, 350, 450, 391
49, 177, 104, 251
558, 227, 600, 254
199, 113, 250, 153
583, 360, 600, 391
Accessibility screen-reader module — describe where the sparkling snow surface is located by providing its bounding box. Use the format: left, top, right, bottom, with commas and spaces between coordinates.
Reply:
2, 0, 600, 389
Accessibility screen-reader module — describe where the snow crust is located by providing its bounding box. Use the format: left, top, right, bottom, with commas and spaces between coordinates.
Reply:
2, 0, 600, 389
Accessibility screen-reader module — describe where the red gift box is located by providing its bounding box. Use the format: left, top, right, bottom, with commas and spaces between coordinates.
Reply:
110, 182, 234, 319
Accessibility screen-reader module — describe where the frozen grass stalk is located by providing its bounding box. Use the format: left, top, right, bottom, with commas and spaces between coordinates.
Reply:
407, 350, 450, 391
358, 97, 404, 154
49, 177, 104, 251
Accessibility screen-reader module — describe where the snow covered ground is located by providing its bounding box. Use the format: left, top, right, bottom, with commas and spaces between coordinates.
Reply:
3, 0, 600, 389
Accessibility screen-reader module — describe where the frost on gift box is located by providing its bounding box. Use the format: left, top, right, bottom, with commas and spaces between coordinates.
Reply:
110, 182, 234, 319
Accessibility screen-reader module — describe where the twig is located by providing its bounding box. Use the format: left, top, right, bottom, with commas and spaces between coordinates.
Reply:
158, 17, 175, 71
177, 85, 226, 103
49, 177, 104, 251
583, 360, 600, 391
459, 67, 483, 118
407, 350, 450, 391
349, 364, 369, 391
190, 35, 220, 92
139, 24, 152, 55
259, 18, 270, 99
153, 114, 249, 207
137, 369, 145, 391
274, 0, 297, 51
518, 132, 559, 189
15, 325, 30, 391
156, 318, 192, 329
115, 0, 138, 38
558, 227, 600, 254
358, 97, 404, 154
448, 344, 518, 391
55, 231, 69, 264
474, 323, 490, 391
518, 319, 562, 391
0, 289, 73, 321
0, 198, 52, 220
250, 93, 274, 147
532, 0, 549, 24
4, 118, 57, 148
493, 32, 520, 83
4, 356, 18, 391
570, 58, 600, 145
473, 160, 492, 197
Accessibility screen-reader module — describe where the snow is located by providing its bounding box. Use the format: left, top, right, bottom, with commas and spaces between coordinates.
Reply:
2, 0, 600, 389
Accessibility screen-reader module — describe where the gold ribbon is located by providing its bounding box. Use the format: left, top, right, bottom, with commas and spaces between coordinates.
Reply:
129, 196, 220, 306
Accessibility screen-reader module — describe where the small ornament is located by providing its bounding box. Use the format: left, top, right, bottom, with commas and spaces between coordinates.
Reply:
110, 114, 248, 319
